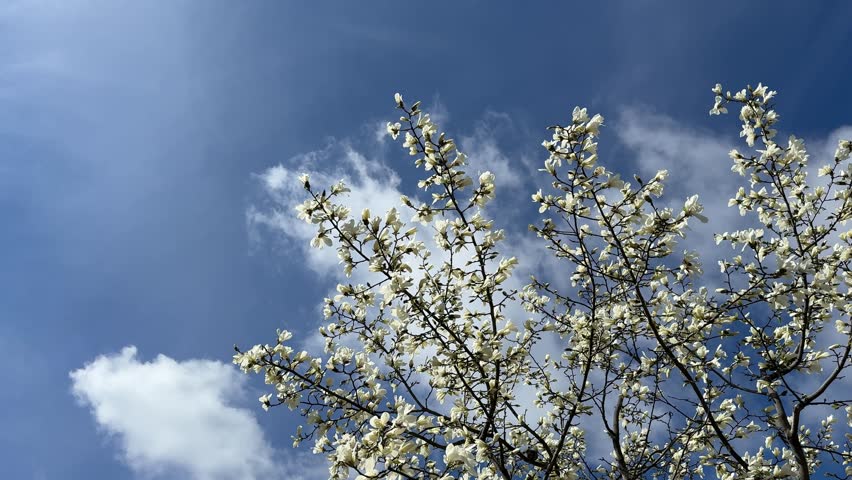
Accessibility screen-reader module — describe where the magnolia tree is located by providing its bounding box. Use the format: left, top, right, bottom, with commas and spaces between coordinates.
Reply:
234, 84, 852, 480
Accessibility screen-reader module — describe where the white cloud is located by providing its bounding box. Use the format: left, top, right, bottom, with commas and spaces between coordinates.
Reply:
246, 110, 541, 316
812, 125, 852, 169
70, 347, 325, 480
461, 111, 526, 190
247, 142, 403, 278
246, 107, 534, 285
616, 108, 751, 268
617, 107, 852, 278
426, 93, 450, 128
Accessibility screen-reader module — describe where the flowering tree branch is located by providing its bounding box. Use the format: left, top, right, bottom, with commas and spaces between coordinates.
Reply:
235, 84, 852, 480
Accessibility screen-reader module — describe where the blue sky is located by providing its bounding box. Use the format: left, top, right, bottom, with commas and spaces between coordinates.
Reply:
2, 1, 852, 479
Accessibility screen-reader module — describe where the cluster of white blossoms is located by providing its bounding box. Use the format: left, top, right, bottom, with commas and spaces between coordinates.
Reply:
235, 84, 851, 480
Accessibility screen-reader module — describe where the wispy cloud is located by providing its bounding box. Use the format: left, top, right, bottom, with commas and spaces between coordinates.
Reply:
616, 107, 852, 280
461, 111, 526, 190
248, 104, 536, 280
615, 107, 748, 269
247, 141, 404, 279
70, 347, 325, 480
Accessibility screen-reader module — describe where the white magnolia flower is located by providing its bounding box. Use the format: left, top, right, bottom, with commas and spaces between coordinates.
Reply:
386, 121, 401, 139
444, 443, 476, 473
683, 194, 708, 223
297, 173, 310, 189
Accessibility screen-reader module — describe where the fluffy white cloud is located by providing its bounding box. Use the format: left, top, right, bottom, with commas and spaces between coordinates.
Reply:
70, 347, 323, 480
